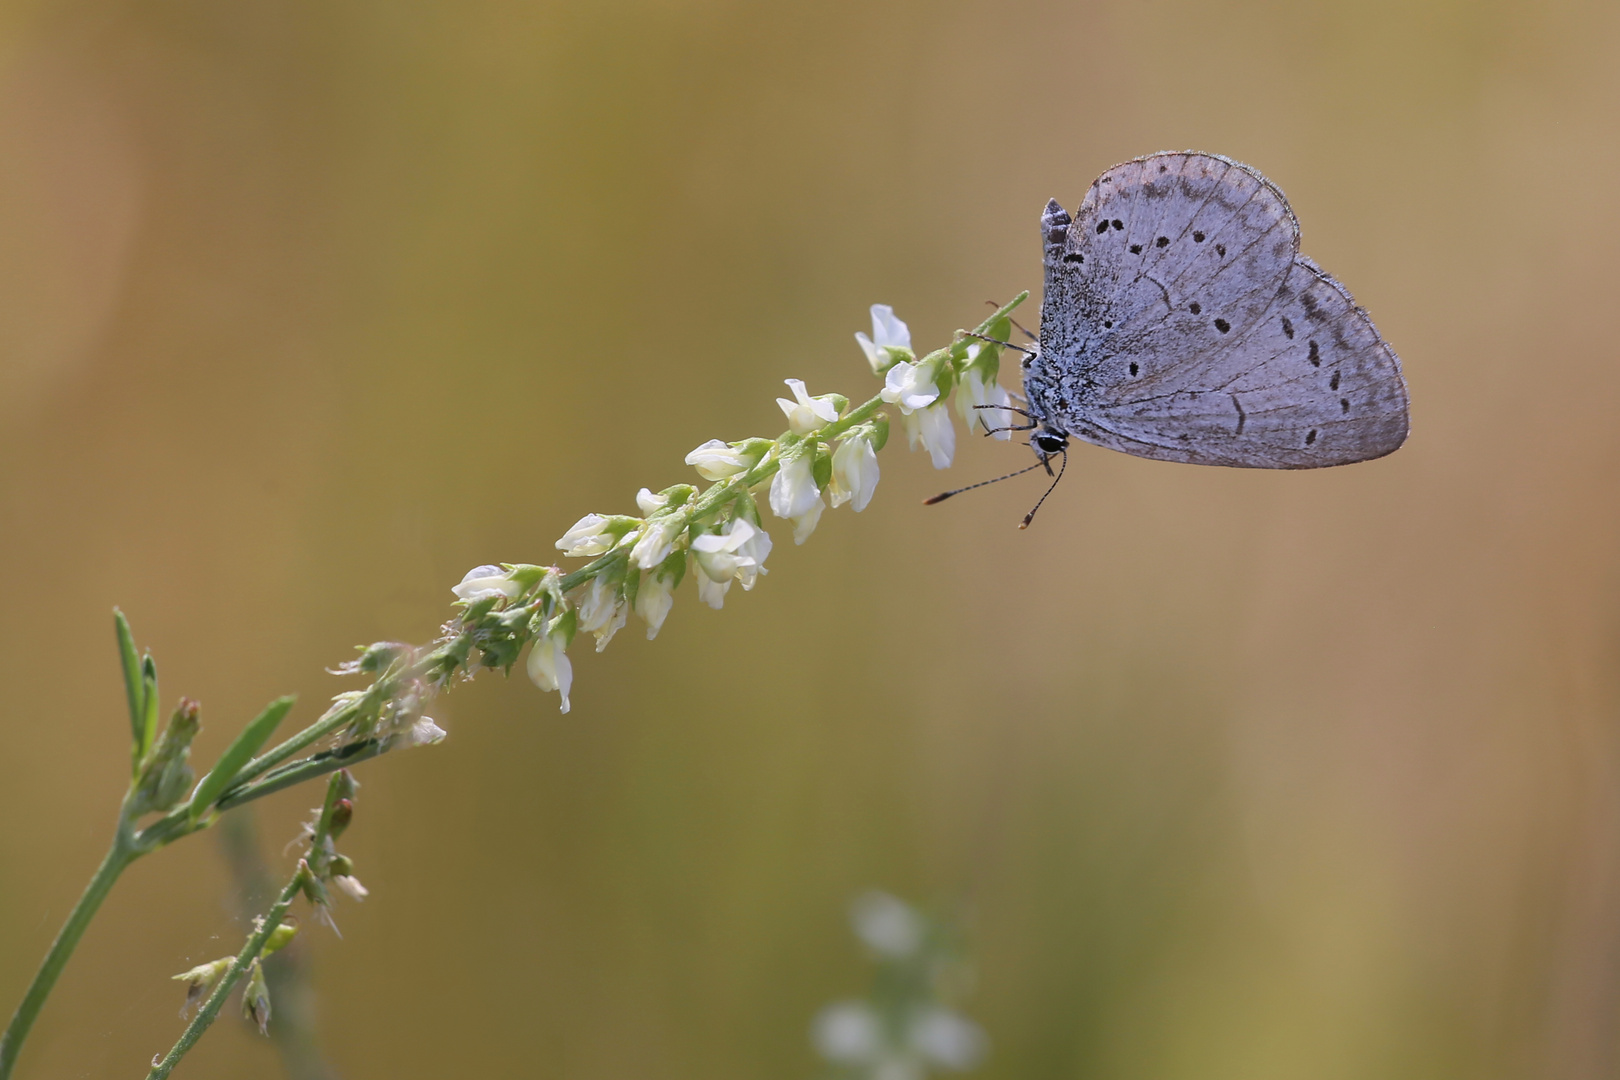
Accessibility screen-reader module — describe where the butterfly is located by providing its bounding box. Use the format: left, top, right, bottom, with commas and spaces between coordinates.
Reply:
936, 151, 1410, 526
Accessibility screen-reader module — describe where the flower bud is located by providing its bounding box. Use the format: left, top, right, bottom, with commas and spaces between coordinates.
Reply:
451, 565, 523, 603
131, 699, 201, 815
172, 956, 234, 1019
242, 958, 271, 1035
526, 629, 574, 713
262, 920, 299, 958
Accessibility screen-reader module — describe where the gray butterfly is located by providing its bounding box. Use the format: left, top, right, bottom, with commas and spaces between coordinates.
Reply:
1007, 151, 1408, 495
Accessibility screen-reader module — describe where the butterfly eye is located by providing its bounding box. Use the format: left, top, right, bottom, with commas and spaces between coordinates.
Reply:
1034, 431, 1067, 454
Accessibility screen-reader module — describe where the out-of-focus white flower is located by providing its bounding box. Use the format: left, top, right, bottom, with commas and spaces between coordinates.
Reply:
777, 378, 841, 436
958, 360, 1013, 441
684, 439, 753, 481
405, 716, 446, 747
630, 514, 686, 570
813, 1001, 883, 1065
694, 563, 730, 610
332, 874, 369, 902
907, 1007, 987, 1071
881, 360, 941, 413
635, 569, 677, 638
635, 487, 668, 516
791, 495, 824, 544
901, 403, 955, 469
526, 632, 573, 713
576, 577, 628, 652
556, 514, 615, 557
851, 891, 925, 958
856, 304, 913, 375
829, 435, 880, 512
451, 565, 521, 602
575, 577, 616, 631
769, 450, 821, 520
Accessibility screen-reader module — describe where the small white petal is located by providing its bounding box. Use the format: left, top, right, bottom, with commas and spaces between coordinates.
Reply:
684, 439, 751, 481
634, 569, 677, 639
526, 633, 573, 713
790, 496, 824, 544
332, 875, 369, 902
452, 565, 520, 602
777, 378, 840, 435
829, 437, 880, 512
769, 452, 821, 520
869, 303, 911, 351
915, 403, 956, 469
635, 487, 668, 516
629, 515, 685, 570
851, 891, 924, 957
406, 716, 447, 746
812, 1002, 883, 1065
880, 361, 940, 414
555, 514, 615, 557
694, 563, 731, 609
907, 1007, 987, 1070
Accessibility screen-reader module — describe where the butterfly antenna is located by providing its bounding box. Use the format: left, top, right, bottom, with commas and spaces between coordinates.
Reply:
1018, 449, 1067, 530
923, 459, 1050, 505
959, 330, 1036, 357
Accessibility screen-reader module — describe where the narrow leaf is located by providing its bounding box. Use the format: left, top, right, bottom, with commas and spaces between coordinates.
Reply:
187, 697, 296, 820
141, 654, 160, 762
114, 609, 145, 772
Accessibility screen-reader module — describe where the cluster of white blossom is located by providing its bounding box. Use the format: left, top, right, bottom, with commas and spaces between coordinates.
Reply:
812, 891, 987, 1080
447, 299, 1022, 714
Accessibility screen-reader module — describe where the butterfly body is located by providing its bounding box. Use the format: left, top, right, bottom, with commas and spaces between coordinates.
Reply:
1024, 151, 1409, 470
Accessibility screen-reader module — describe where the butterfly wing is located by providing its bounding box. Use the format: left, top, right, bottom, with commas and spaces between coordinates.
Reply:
1032, 151, 1409, 468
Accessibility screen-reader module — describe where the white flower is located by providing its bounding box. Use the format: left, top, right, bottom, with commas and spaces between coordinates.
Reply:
790, 495, 824, 544
776, 378, 841, 436
881, 360, 941, 413
556, 514, 615, 557
629, 514, 685, 570
907, 1007, 986, 1071
855, 304, 912, 374
813, 1001, 883, 1065
575, 577, 628, 652
451, 565, 520, 602
635, 487, 668, 516
526, 632, 573, 713
829, 435, 880, 512
851, 891, 925, 957
332, 875, 369, 902
900, 402, 955, 470
958, 361, 1013, 441
405, 716, 446, 747
634, 569, 677, 639
684, 439, 752, 481
694, 563, 731, 609
734, 521, 772, 589
769, 450, 821, 519
692, 519, 765, 584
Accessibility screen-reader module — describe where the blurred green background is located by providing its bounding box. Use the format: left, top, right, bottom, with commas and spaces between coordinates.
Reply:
2, 0, 1619, 1076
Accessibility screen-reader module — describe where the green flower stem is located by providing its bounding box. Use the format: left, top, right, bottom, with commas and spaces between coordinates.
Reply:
144, 867, 304, 1080
0, 832, 138, 1080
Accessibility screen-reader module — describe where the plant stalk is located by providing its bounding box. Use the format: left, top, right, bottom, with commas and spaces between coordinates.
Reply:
145, 867, 304, 1080
0, 835, 138, 1080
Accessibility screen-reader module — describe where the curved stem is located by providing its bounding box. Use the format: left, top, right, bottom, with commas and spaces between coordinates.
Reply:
145, 868, 304, 1080
0, 835, 138, 1080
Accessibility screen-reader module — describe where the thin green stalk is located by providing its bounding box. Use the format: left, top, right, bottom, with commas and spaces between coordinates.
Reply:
0, 835, 138, 1080
145, 867, 304, 1080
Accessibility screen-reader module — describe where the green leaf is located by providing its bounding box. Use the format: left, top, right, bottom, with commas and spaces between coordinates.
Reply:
114, 609, 145, 772
187, 696, 295, 821
140, 654, 160, 764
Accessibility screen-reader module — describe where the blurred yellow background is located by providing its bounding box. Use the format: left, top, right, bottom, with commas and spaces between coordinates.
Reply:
2, 0, 1619, 1076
